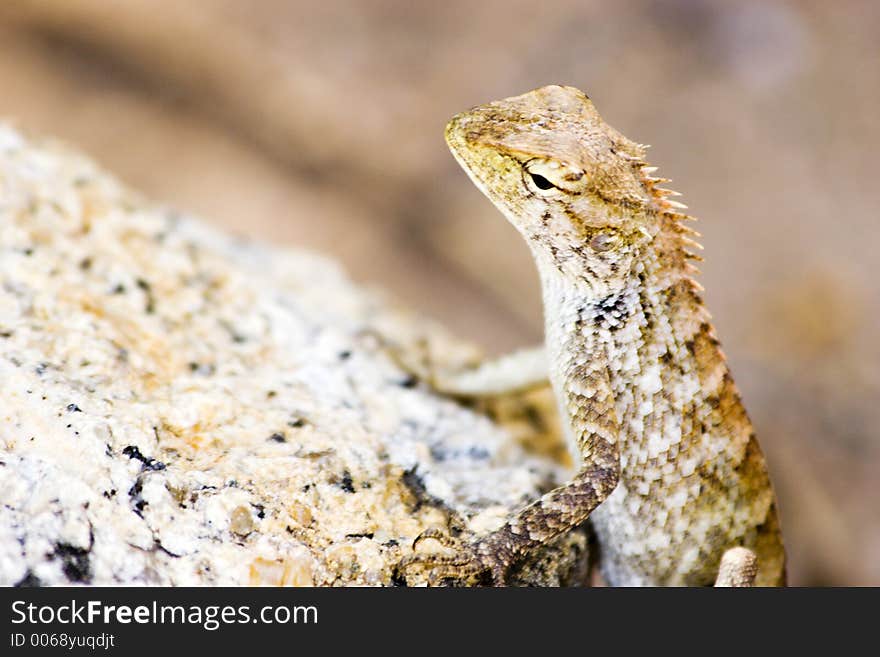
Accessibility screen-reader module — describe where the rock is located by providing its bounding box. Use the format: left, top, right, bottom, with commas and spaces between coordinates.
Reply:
0, 124, 586, 586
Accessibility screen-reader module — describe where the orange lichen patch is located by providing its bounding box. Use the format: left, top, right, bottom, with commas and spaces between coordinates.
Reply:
287, 501, 313, 527
156, 420, 208, 455
73, 290, 182, 393
77, 295, 107, 319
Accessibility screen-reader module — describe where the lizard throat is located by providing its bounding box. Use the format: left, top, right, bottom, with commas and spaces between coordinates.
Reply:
542, 239, 712, 410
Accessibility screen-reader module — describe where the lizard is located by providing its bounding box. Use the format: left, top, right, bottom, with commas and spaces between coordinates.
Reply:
397, 85, 786, 586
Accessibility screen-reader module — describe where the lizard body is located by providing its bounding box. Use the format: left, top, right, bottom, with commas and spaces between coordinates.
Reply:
401, 85, 785, 586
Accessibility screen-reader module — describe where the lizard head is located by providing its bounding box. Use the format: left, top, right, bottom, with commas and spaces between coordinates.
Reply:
445, 85, 669, 286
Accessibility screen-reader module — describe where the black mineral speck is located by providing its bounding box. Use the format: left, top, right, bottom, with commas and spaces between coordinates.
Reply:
188, 362, 215, 376
287, 418, 306, 428
67, 403, 82, 413
128, 478, 147, 516
429, 444, 448, 462
223, 323, 248, 344
467, 445, 490, 460
14, 571, 43, 587
268, 432, 286, 443
52, 543, 92, 583
122, 445, 166, 471
339, 471, 355, 493
398, 374, 418, 389
136, 278, 155, 313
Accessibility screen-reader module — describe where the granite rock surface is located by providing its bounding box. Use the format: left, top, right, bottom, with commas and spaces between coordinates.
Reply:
0, 125, 583, 586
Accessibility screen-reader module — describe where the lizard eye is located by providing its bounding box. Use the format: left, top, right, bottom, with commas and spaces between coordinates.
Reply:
529, 173, 555, 190
523, 158, 585, 195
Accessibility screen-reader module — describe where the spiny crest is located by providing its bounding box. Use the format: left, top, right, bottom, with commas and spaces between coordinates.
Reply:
638, 159, 705, 287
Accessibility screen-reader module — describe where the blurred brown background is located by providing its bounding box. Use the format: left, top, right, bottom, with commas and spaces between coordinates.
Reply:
1, 0, 877, 585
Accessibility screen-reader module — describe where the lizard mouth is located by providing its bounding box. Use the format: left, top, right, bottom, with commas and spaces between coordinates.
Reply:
443, 113, 504, 207
443, 113, 472, 157
444, 113, 485, 180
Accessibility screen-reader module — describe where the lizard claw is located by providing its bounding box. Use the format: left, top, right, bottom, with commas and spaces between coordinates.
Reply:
411, 527, 460, 550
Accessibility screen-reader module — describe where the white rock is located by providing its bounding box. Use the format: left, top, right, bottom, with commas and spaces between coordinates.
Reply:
0, 125, 583, 586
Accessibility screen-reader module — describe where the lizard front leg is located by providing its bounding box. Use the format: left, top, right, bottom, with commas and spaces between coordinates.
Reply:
398, 339, 620, 586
